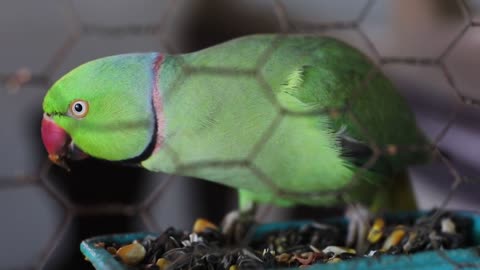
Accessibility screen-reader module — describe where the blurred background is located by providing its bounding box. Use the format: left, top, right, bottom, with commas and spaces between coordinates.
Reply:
1, 0, 480, 269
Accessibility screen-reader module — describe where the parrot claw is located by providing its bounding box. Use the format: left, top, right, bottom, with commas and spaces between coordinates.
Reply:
221, 208, 257, 245
345, 203, 372, 253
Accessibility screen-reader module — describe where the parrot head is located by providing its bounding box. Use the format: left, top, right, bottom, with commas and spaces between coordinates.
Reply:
41, 53, 163, 169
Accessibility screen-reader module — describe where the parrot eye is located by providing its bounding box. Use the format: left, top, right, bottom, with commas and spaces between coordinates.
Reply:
69, 100, 89, 119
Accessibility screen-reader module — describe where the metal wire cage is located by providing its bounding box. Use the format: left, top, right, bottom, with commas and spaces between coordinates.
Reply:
1, 0, 480, 269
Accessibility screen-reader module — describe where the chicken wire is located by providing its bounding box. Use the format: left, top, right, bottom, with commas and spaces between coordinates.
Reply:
1, 0, 480, 269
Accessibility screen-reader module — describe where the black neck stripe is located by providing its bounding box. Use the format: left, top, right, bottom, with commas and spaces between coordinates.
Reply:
115, 100, 158, 167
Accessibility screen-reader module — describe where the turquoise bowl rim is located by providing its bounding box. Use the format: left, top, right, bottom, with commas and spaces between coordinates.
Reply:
81, 210, 480, 270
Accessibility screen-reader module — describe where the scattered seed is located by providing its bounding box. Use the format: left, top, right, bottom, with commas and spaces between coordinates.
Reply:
242, 248, 263, 263
441, 218, 456, 234
294, 252, 314, 265
94, 242, 106, 248
309, 245, 321, 253
116, 242, 146, 265
193, 218, 219, 233
368, 218, 385, 244
327, 257, 342, 264
107, 246, 117, 255
322, 246, 356, 257
402, 231, 417, 253
429, 231, 443, 249
93, 211, 471, 269
275, 253, 291, 263
382, 226, 407, 251
155, 258, 170, 270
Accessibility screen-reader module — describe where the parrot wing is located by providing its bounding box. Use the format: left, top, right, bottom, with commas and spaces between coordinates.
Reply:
277, 64, 430, 175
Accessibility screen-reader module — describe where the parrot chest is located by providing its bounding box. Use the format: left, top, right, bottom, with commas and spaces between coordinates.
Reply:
143, 73, 360, 205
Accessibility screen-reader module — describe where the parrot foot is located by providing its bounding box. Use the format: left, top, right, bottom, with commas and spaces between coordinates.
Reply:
220, 207, 257, 245
345, 203, 372, 253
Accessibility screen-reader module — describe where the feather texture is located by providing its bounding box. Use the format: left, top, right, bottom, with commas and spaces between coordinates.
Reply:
142, 34, 431, 207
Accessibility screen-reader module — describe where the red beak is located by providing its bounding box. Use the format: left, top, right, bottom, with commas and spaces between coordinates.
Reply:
41, 114, 89, 170
41, 114, 70, 166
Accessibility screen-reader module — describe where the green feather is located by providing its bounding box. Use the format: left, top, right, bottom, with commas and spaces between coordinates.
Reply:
142, 34, 431, 208
43, 34, 431, 210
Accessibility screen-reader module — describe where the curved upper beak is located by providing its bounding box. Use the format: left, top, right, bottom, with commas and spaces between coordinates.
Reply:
41, 114, 88, 170
41, 114, 70, 168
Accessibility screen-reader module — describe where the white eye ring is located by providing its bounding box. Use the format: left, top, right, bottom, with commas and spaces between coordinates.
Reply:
70, 100, 89, 118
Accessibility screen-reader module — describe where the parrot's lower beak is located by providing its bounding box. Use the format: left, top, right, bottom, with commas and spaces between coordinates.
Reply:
41, 114, 88, 170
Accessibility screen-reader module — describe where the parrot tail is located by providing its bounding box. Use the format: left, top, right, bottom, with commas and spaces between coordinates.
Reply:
370, 170, 417, 213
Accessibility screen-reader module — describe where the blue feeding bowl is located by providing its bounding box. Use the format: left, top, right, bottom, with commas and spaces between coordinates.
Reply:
81, 211, 480, 270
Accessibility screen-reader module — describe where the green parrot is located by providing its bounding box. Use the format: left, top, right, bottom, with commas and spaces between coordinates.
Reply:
41, 34, 432, 243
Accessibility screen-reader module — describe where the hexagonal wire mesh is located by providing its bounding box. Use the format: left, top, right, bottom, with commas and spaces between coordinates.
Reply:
1, 0, 480, 269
